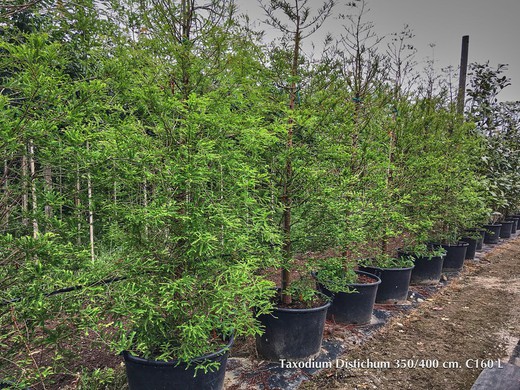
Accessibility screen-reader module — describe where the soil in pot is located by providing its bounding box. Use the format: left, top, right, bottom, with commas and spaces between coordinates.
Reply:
358, 265, 413, 304
500, 220, 514, 238
123, 334, 234, 390
397, 251, 444, 285
255, 300, 330, 361
319, 271, 381, 325
441, 242, 469, 272
483, 224, 502, 244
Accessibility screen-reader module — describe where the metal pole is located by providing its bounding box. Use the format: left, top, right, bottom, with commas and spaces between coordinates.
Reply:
457, 35, 469, 115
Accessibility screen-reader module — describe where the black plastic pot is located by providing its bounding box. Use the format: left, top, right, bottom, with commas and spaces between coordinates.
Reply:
508, 217, 519, 234
123, 334, 234, 390
476, 235, 484, 251
255, 301, 330, 361
319, 271, 381, 325
461, 236, 478, 260
476, 229, 485, 251
499, 221, 514, 239
466, 228, 484, 252
441, 242, 469, 272
397, 251, 444, 285
358, 266, 414, 304
483, 224, 502, 244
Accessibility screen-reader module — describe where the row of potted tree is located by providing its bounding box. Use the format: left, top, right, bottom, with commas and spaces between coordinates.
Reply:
2, 1, 520, 389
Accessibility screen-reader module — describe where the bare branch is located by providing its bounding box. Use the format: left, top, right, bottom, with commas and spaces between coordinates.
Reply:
0, 0, 45, 18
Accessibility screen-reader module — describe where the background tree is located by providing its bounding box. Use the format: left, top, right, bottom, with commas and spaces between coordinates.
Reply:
467, 62, 518, 217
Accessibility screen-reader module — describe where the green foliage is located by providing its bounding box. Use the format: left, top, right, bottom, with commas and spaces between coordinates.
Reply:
313, 257, 358, 294
92, 254, 277, 362
392, 97, 490, 245
468, 62, 520, 217
359, 254, 414, 269
399, 243, 446, 261
75, 367, 128, 390
282, 278, 329, 307
0, 4, 284, 383
1, 1, 520, 387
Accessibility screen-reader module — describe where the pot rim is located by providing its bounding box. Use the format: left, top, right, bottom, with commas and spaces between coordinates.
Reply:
313, 269, 382, 289
360, 265, 415, 272
436, 241, 470, 247
397, 248, 445, 260
122, 333, 234, 367
273, 300, 331, 313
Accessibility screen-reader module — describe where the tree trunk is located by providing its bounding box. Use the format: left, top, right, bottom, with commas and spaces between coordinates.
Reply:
281, 22, 301, 305
29, 140, 38, 238
180, 0, 192, 100
22, 153, 29, 228
381, 113, 398, 256
1, 160, 10, 229
59, 141, 63, 220
76, 164, 81, 246
143, 179, 148, 238
86, 142, 95, 261
44, 165, 52, 223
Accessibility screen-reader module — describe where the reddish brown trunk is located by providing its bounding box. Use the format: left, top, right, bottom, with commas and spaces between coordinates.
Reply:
281, 19, 301, 305
28, 140, 38, 238
75, 164, 81, 245
44, 165, 52, 220
21, 153, 29, 228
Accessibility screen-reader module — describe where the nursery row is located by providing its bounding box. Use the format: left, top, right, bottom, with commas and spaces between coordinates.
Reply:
1, 0, 520, 389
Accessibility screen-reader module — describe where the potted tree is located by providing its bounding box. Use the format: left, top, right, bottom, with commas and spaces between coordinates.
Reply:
84, 47, 283, 387
498, 217, 515, 239
467, 63, 520, 244
436, 240, 469, 273
427, 158, 489, 271
483, 212, 503, 244
461, 230, 483, 260
82, 3, 289, 387
254, 0, 336, 362
425, 158, 489, 271
352, 172, 416, 304
111, 253, 276, 390
314, 258, 381, 325
1, 15, 284, 388
358, 255, 414, 304
397, 243, 446, 285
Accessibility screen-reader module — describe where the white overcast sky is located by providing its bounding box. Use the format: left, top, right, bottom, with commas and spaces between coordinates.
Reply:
235, 0, 520, 102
